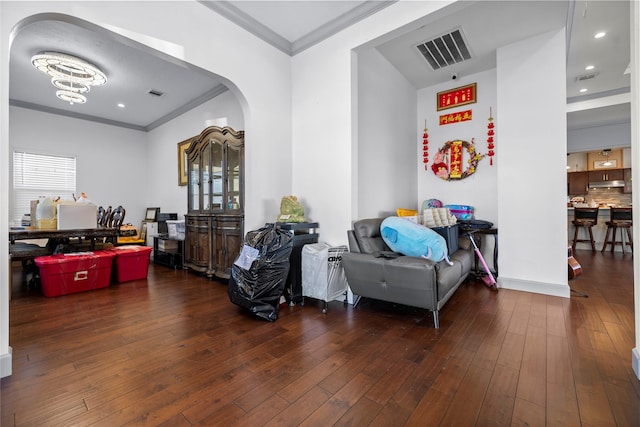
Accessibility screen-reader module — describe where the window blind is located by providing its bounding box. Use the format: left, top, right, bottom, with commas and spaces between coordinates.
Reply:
12, 151, 76, 225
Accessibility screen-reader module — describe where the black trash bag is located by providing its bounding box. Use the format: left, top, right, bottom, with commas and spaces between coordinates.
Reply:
228, 223, 293, 321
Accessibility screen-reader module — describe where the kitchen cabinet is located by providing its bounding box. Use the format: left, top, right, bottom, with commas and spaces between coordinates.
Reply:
184, 126, 244, 279
567, 171, 588, 195
624, 168, 632, 193
588, 169, 624, 182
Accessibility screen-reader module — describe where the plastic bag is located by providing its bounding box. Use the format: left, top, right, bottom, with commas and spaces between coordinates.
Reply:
276, 195, 306, 223
228, 223, 293, 321
36, 197, 56, 220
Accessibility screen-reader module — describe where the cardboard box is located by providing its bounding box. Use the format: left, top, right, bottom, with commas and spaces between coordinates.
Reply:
107, 245, 152, 282
36, 219, 57, 230
30, 200, 39, 225
57, 204, 98, 230
34, 251, 116, 297
157, 239, 179, 253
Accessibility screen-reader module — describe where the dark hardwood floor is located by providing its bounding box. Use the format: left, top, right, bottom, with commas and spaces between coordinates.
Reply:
1, 249, 638, 426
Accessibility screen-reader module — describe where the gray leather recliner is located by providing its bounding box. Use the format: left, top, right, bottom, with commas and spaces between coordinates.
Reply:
342, 218, 474, 328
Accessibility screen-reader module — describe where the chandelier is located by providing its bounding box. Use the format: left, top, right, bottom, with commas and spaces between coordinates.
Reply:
31, 52, 107, 105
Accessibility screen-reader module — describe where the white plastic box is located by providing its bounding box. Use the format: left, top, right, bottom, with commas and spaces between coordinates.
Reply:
166, 220, 185, 240
57, 204, 98, 230
301, 243, 349, 311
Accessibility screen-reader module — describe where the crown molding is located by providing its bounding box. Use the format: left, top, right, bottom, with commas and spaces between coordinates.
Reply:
199, 0, 396, 56
199, 0, 292, 55
10, 84, 229, 132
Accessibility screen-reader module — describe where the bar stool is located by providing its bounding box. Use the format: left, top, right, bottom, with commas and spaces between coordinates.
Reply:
601, 207, 633, 253
572, 207, 599, 253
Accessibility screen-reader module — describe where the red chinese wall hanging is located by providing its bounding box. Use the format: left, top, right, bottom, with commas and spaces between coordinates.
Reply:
431, 139, 485, 181
487, 107, 495, 165
422, 119, 429, 170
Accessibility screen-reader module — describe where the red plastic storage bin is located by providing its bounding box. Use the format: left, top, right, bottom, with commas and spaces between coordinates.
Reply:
107, 245, 152, 282
34, 251, 116, 297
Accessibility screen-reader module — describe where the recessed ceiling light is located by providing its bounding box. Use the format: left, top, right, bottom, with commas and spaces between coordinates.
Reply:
579, 88, 588, 93
594, 31, 606, 39
585, 65, 594, 70
117, 103, 125, 108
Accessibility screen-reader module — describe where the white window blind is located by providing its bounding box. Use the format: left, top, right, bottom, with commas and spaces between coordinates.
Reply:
12, 151, 76, 225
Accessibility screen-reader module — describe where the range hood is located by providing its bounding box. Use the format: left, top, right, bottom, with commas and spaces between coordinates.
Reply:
588, 180, 626, 189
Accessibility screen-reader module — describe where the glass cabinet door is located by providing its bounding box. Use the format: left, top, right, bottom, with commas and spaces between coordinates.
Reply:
211, 141, 223, 211
227, 144, 242, 211
189, 157, 200, 212
202, 143, 211, 211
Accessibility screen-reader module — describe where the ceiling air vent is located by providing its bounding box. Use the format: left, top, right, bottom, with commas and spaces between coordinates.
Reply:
148, 89, 164, 97
416, 28, 472, 70
576, 72, 599, 82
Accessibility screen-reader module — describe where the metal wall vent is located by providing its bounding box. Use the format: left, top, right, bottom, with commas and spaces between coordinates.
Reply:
576, 72, 599, 82
416, 28, 472, 70
148, 89, 164, 97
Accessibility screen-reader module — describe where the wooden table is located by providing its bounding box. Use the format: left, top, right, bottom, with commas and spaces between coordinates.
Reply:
8, 227, 119, 299
9, 227, 118, 250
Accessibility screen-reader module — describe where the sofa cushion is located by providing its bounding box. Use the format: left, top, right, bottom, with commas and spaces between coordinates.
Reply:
353, 218, 389, 254
450, 247, 473, 276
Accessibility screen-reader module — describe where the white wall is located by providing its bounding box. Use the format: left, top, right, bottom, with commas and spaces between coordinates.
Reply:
1, 0, 293, 377
8, 90, 244, 227
356, 48, 417, 220
9, 106, 148, 224
146, 90, 244, 218
291, 1, 454, 245
417, 69, 498, 226
630, 0, 640, 380
496, 29, 569, 297
568, 121, 631, 153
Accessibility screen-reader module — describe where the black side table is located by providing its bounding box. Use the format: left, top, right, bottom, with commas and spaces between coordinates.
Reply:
472, 228, 498, 278
276, 222, 319, 304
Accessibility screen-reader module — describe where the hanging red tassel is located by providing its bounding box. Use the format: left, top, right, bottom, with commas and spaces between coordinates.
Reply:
422, 119, 429, 170
487, 107, 495, 165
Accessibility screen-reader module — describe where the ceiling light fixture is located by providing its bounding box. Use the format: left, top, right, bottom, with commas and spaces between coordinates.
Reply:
601, 149, 612, 166
579, 88, 587, 93
31, 52, 107, 105
594, 31, 606, 39
585, 65, 594, 70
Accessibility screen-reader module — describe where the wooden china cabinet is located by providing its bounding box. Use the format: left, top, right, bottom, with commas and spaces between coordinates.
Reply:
184, 126, 244, 279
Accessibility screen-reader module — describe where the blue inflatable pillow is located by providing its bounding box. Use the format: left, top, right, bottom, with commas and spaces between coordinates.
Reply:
380, 216, 448, 262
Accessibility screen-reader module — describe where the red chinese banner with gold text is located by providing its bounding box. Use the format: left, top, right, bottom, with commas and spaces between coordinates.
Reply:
439, 109, 472, 125
449, 140, 463, 179
437, 83, 477, 111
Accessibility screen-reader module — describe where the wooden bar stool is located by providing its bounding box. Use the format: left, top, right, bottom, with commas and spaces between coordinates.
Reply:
601, 207, 633, 253
572, 207, 598, 253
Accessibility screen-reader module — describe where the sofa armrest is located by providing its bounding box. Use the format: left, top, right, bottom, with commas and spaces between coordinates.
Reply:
457, 234, 473, 251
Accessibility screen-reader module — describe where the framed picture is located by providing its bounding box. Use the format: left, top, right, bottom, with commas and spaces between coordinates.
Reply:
177, 138, 193, 186
437, 83, 477, 111
145, 207, 160, 221
593, 160, 617, 169
140, 222, 148, 243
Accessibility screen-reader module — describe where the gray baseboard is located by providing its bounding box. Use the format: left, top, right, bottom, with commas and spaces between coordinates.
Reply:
1, 347, 12, 378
